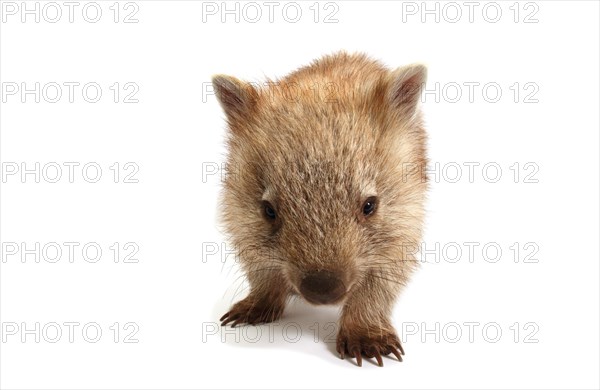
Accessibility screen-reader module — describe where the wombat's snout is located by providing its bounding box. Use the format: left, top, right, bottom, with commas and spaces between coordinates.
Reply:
299, 271, 346, 305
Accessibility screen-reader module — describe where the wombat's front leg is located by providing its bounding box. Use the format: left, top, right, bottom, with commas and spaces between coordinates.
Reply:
220, 269, 290, 327
336, 274, 404, 367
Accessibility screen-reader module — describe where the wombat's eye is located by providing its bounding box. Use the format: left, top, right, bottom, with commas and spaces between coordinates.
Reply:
362, 197, 377, 217
263, 201, 277, 220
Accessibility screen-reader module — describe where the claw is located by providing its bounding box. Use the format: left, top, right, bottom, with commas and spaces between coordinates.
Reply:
338, 332, 402, 367
354, 350, 362, 367
391, 347, 403, 362
219, 312, 230, 322
221, 313, 242, 327
220, 317, 231, 327
339, 342, 346, 359
375, 351, 383, 367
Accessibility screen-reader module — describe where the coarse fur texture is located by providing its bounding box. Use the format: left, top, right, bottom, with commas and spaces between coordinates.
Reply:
213, 51, 428, 367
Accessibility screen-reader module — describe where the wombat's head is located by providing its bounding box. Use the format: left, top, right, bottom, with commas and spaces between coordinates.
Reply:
213, 53, 427, 305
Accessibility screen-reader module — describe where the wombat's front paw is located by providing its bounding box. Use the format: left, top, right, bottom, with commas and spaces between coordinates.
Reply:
220, 296, 284, 327
336, 326, 405, 367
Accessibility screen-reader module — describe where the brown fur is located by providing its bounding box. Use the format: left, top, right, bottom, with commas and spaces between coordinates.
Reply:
213, 51, 428, 367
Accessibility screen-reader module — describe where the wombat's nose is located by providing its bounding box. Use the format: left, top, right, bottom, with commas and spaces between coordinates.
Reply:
300, 271, 346, 305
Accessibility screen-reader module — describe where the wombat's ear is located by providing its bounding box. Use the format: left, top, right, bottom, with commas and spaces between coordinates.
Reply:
387, 64, 427, 116
212, 75, 258, 121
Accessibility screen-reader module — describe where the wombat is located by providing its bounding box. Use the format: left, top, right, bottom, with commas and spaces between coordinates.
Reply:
213, 52, 428, 367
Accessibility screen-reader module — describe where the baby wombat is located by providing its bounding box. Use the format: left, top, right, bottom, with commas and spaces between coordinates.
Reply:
213, 52, 428, 367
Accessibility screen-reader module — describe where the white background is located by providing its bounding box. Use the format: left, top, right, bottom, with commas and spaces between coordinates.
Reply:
1, 1, 599, 389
